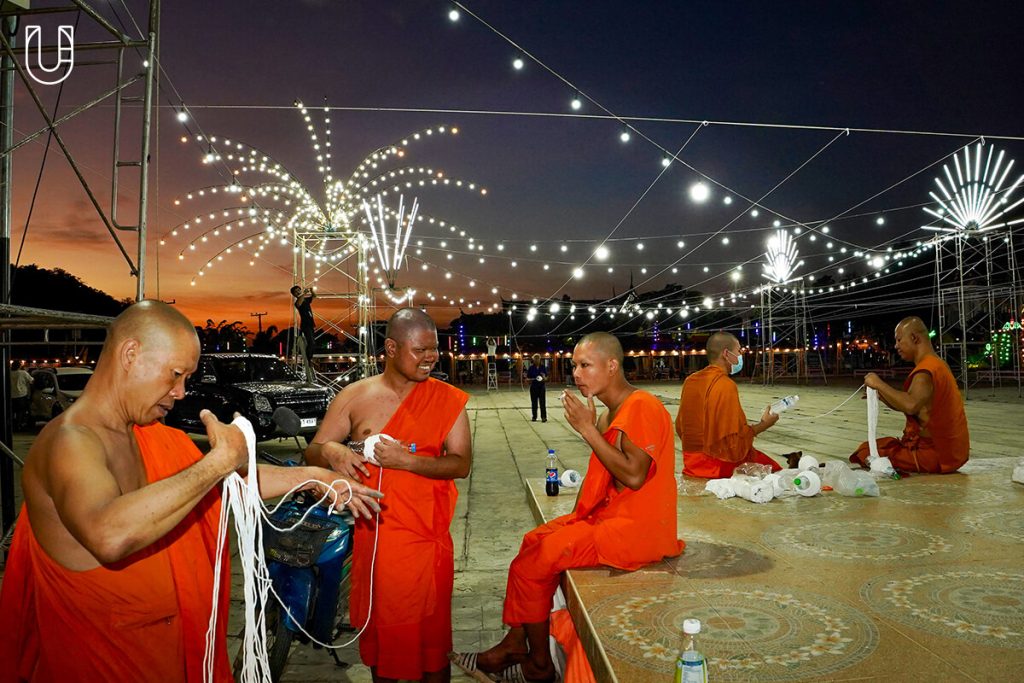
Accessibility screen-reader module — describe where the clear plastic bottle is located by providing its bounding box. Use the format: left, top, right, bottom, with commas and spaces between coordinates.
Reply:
545, 449, 559, 497
674, 618, 707, 683
833, 465, 880, 497
770, 394, 799, 415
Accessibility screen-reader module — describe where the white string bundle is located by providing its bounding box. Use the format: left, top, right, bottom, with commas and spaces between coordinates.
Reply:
866, 387, 881, 461
202, 418, 383, 682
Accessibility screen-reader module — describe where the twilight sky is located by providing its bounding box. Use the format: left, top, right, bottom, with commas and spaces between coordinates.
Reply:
9, 1, 1024, 332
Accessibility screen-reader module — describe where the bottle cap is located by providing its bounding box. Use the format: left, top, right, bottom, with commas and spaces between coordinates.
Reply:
794, 477, 803, 486
683, 618, 701, 634
548, 449, 555, 455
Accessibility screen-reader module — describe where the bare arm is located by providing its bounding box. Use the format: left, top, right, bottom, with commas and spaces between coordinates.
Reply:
373, 409, 472, 479
865, 371, 932, 416
47, 411, 245, 565
305, 386, 370, 480
563, 393, 651, 490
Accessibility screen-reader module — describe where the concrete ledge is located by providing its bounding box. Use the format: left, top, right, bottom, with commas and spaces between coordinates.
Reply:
524, 478, 618, 683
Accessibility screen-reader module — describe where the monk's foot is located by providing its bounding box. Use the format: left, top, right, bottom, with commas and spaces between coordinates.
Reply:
474, 644, 528, 674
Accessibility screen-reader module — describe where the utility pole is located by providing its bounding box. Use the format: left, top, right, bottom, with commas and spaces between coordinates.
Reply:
250, 311, 267, 333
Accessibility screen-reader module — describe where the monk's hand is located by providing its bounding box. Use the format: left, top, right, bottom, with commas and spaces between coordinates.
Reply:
562, 391, 598, 436
321, 441, 370, 480
863, 372, 883, 390
201, 409, 248, 471
374, 438, 414, 470
758, 405, 780, 430
302, 467, 382, 520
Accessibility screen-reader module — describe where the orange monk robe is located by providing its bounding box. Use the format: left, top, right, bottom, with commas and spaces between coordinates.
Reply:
503, 390, 684, 626
851, 354, 970, 473
349, 378, 469, 681
0, 423, 232, 683
677, 365, 782, 479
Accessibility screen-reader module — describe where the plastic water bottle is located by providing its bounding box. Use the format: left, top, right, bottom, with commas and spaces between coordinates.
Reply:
674, 618, 707, 683
833, 466, 880, 497
545, 449, 559, 497
792, 469, 822, 496
770, 394, 799, 415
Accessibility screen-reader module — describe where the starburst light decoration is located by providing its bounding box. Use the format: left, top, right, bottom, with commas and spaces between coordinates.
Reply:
762, 229, 800, 284
363, 193, 419, 299
166, 101, 487, 287
922, 142, 1024, 233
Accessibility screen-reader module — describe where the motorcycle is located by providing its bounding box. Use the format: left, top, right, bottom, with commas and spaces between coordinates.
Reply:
238, 407, 356, 682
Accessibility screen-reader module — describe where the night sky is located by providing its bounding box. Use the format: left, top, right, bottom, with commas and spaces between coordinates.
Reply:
9, 1, 1024, 332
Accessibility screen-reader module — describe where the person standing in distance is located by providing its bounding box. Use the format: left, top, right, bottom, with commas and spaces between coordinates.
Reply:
527, 354, 547, 422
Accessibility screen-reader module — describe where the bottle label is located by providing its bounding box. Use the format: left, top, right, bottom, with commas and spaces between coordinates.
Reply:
546, 468, 558, 482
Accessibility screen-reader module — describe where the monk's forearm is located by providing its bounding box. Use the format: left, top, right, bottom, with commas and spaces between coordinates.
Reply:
401, 453, 471, 480
82, 454, 235, 564
304, 441, 330, 469
580, 426, 647, 489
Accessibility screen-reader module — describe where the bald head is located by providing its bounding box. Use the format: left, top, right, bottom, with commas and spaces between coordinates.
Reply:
896, 316, 928, 337
577, 332, 624, 364
707, 331, 740, 358
385, 308, 437, 344
102, 300, 198, 359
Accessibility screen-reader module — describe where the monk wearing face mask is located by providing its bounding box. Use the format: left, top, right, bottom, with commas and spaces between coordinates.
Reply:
676, 331, 783, 478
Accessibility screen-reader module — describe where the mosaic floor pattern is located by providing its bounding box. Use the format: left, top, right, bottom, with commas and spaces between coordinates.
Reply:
860, 568, 1024, 648
588, 586, 878, 681
760, 520, 965, 562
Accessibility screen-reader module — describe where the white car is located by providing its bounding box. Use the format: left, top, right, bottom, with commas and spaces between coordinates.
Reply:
31, 367, 94, 421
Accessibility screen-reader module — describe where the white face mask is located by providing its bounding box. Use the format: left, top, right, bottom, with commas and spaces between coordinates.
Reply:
726, 349, 743, 375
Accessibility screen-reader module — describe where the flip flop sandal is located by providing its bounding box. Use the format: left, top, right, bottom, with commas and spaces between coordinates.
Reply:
449, 652, 496, 683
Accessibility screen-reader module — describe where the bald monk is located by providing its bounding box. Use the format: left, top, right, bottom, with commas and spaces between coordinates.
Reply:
455, 332, 683, 683
0, 300, 382, 682
306, 308, 471, 683
851, 316, 970, 473
677, 331, 783, 478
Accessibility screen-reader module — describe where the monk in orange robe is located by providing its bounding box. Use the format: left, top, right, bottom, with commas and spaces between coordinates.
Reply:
851, 316, 970, 473
455, 332, 683, 683
307, 308, 471, 683
0, 301, 382, 683
677, 331, 783, 478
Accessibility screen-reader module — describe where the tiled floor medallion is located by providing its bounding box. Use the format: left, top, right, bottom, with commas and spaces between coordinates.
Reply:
956, 508, 1024, 543
861, 569, 1024, 647
883, 482, 1009, 507
761, 521, 962, 562
590, 587, 877, 680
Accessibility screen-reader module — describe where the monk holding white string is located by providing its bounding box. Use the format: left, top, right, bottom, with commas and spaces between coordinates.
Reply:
0, 301, 382, 682
851, 316, 970, 474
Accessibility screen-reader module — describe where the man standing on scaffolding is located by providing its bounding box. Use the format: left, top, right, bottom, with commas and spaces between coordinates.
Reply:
291, 285, 316, 381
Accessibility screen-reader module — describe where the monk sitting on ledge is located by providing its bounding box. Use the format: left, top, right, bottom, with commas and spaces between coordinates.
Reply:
851, 316, 970, 474
452, 332, 683, 683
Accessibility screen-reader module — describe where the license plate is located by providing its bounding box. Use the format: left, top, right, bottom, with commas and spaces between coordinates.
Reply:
300, 417, 317, 428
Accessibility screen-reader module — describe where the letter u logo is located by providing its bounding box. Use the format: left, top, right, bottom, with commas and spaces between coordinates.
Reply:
24, 25, 75, 86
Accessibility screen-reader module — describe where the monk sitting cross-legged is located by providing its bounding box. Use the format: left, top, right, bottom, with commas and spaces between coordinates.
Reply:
305, 308, 471, 683
851, 316, 970, 474
677, 331, 784, 478
453, 332, 684, 683
0, 300, 382, 683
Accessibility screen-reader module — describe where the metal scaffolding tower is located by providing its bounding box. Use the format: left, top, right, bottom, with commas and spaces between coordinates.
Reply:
933, 228, 1022, 398
1, 0, 159, 548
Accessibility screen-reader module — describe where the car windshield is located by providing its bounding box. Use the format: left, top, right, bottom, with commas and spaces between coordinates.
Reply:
212, 357, 299, 383
56, 373, 92, 392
